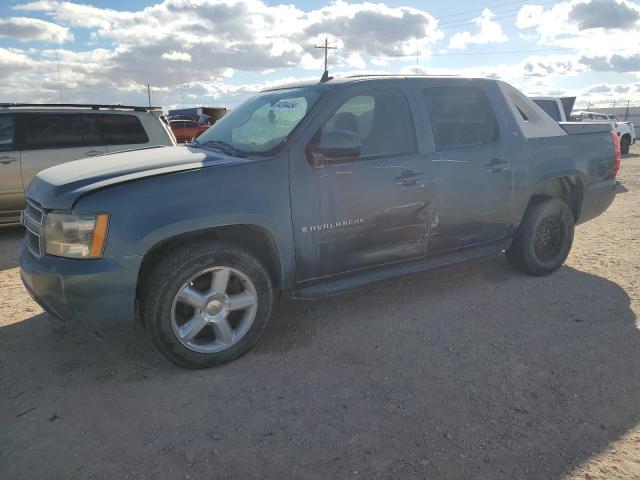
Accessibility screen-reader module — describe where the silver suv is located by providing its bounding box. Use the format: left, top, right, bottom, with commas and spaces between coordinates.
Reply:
0, 104, 176, 226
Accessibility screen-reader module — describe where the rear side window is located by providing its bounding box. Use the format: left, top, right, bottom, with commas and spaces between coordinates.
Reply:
100, 114, 148, 145
22, 113, 105, 149
424, 86, 498, 151
318, 88, 417, 159
24, 114, 84, 149
0, 115, 16, 151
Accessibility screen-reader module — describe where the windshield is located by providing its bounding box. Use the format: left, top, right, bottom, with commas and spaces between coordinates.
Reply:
196, 87, 324, 155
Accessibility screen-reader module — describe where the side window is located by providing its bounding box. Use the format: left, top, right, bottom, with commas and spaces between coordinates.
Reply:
311, 88, 417, 162
23, 114, 85, 149
100, 114, 149, 145
424, 86, 498, 151
82, 114, 103, 145
0, 115, 16, 151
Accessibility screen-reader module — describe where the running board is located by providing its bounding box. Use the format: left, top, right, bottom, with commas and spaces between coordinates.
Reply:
293, 240, 509, 300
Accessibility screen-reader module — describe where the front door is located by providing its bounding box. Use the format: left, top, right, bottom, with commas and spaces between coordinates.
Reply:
0, 114, 25, 218
289, 83, 431, 282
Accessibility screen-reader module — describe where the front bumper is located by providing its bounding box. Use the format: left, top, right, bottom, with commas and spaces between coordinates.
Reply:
20, 243, 142, 334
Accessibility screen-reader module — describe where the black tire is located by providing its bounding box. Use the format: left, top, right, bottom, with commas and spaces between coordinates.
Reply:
620, 135, 630, 155
506, 197, 574, 276
141, 242, 273, 369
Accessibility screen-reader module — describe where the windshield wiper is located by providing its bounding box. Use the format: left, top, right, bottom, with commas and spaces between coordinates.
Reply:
198, 140, 248, 158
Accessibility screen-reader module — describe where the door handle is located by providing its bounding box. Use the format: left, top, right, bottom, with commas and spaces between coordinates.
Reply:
484, 159, 510, 173
394, 170, 424, 186
0, 156, 17, 165
84, 150, 104, 156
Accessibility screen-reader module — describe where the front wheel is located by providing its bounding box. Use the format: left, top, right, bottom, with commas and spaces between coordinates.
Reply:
506, 197, 575, 276
620, 135, 631, 155
141, 243, 273, 368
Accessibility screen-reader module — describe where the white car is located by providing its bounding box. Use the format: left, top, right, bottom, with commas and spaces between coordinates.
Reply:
571, 111, 635, 154
0, 103, 176, 226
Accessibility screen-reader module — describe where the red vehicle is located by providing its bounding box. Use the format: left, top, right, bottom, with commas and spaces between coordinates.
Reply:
169, 119, 210, 143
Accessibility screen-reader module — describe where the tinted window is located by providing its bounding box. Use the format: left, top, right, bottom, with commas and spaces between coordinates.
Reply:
317, 88, 416, 159
22, 113, 106, 149
101, 114, 148, 145
533, 99, 561, 121
424, 86, 498, 150
24, 114, 84, 149
82, 114, 102, 145
0, 115, 15, 151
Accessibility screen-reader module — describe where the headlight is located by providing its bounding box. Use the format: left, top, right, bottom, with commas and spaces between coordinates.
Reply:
44, 213, 109, 259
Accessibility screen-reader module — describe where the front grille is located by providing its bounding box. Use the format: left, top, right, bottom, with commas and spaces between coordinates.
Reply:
23, 198, 43, 256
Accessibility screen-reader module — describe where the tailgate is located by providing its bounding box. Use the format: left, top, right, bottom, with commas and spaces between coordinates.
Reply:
559, 121, 611, 135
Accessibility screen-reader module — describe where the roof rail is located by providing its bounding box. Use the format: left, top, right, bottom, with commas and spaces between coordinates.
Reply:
0, 103, 162, 112
345, 74, 460, 78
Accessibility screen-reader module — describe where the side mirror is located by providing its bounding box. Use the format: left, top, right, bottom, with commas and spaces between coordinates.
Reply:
307, 130, 362, 166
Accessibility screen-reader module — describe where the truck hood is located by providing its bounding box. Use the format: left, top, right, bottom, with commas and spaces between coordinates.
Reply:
27, 145, 248, 210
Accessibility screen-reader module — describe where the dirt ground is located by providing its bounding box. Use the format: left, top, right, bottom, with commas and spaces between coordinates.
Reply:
1, 145, 640, 480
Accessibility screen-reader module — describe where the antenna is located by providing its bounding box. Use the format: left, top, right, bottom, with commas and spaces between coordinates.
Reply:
315, 37, 337, 82
147, 83, 151, 108
54, 49, 63, 102
178, 56, 184, 107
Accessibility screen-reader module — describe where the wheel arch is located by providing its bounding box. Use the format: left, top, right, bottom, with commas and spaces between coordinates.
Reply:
135, 224, 283, 324
525, 175, 584, 222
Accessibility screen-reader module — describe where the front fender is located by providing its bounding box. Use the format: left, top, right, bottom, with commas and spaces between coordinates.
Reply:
73, 156, 295, 287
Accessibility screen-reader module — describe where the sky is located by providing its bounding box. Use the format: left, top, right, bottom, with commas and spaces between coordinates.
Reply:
0, 0, 639, 109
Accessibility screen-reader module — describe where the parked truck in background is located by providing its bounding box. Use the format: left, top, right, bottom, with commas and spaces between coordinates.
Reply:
21, 76, 619, 368
570, 111, 635, 154
531, 96, 635, 154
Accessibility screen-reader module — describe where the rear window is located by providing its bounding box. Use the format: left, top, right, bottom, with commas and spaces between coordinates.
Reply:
101, 114, 148, 145
424, 86, 498, 150
533, 100, 561, 122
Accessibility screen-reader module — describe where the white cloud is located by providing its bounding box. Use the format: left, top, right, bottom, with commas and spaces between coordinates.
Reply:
161, 51, 192, 62
0, 16, 73, 43
445, 9, 507, 50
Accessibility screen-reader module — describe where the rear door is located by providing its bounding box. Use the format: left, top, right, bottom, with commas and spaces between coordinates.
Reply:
20, 113, 107, 188
101, 114, 151, 151
0, 114, 24, 216
419, 83, 513, 255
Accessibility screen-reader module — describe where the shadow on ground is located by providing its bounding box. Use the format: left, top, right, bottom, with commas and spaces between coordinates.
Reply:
0, 227, 23, 271
1, 256, 639, 479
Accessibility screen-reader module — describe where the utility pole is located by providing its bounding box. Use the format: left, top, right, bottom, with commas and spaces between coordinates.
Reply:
54, 49, 63, 102
147, 83, 151, 107
587, 101, 591, 111
178, 56, 184, 107
613, 99, 616, 112
625, 99, 630, 121
315, 37, 336, 73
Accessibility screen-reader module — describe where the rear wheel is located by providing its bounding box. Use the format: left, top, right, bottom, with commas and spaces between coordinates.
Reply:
506, 197, 574, 276
141, 243, 273, 368
620, 135, 631, 155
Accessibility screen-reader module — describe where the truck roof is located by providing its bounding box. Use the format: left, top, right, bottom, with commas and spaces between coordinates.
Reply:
263, 74, 494, 92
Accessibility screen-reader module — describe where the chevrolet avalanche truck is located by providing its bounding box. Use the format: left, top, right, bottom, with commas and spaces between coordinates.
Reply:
20, 76, 620, 368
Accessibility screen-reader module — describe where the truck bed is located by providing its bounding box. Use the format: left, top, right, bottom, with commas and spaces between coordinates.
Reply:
559, 121, 612, 135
